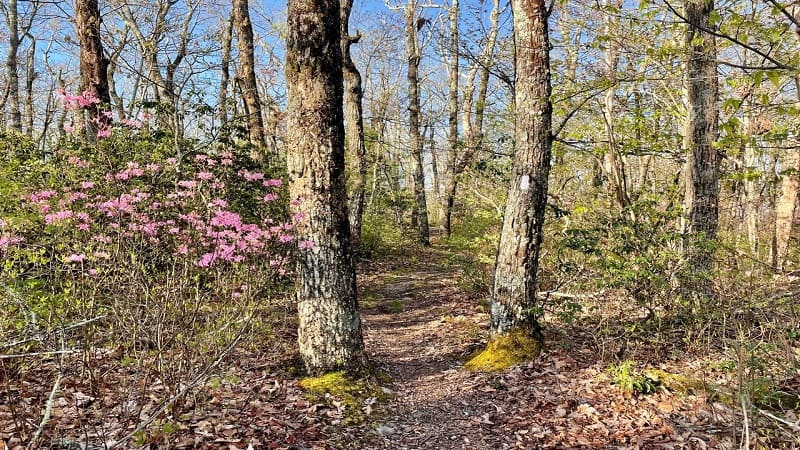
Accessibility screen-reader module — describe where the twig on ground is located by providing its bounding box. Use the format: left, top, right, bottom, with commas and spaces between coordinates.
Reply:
756, 408, 800, 433
29, 371, 63, 447
108, 327, 247, 449
0, 349, 80, 359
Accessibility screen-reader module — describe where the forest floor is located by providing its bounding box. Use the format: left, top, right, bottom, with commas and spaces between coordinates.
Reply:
3, 241, 800, 449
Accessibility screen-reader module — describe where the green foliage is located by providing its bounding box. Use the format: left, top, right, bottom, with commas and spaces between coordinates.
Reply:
608, 360, 659, 395
360, 212, 411, 256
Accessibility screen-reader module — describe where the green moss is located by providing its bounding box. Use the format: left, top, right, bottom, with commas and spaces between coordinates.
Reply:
464, 329, 542, 372
299, 371, 393, 424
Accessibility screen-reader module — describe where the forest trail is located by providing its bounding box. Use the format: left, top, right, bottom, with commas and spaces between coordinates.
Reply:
356, 246, 501, 449
345, 245, 740, 450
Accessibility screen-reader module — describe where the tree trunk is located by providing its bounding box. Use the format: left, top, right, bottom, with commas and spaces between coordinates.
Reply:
233, 0, 267, 151
600, 0, 630, 210
24, 39, 35, 136
405, 0, 431, 246
286, 0, 365, 374
6, 0, 22, 132
441, 0, 459, 237
219, 14, 234, 140
341, 0, 368, 253
76, 0, 112, 134
682, 0, 719, 297
742, 112, 759, 256
491, 0, 552, 335
773, 75, 800, 271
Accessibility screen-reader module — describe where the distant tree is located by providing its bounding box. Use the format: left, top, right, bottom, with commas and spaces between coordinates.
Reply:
75, 0, 111, 135
341, 0, 368, 251
681, 0, 719, 297
285, 0, 366, 373
404, 0, 431, 246
233, 0, 266, 151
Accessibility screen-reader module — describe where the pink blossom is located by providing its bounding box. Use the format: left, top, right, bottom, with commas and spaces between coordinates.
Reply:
45, 210, 74, 224
97, 128, 111, 139
65, 253, 87, 263
220, 158, 233, 166
81, 181, 95, 190
197, 253, 216, 267
0, 233, 23, 251
292, 212, 306, 222
263, 193, 279, 202
120, 118, 142, 128
197, 172, 214, 181
63, 123, 76, 134
175, 244, 189, 255
166, 157, 178, 165
211, 199, 228, 208
278, 234, 294, 243
177, 180, 197, 189
88, 269, 99, 276
298, 239, 315, 250
146, 163, 161, 172
29, 190, 57, 203
263, 179, 283, 187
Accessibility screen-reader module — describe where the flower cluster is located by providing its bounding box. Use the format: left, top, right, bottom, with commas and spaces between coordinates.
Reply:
19, 151, 308, 275
58, 90, 151, 139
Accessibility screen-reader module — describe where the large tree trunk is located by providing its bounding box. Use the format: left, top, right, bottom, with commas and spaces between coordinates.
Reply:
341, 0, 368, 252
6, 0, 22, 132
286, 0, 365, 374
233, 0, 267, 151
405, 0, 431, 246
76, 0, 112, 135
773, 75, 800, 271
682, 0, 719, 297
441, 0, 459, 237
490, 0, 552, 336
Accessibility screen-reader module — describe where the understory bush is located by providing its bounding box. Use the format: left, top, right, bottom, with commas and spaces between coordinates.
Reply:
0, 98, 305, 444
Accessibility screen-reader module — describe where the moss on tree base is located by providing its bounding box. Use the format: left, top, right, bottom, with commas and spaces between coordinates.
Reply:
464, 329, 542, 372
298, 370, 393, 424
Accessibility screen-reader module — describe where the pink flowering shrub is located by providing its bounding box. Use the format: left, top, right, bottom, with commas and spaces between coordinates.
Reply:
1, 119, 302, 347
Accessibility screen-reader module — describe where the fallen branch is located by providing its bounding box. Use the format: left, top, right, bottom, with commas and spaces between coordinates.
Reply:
756, 408, 800, 433
3, 315, 106, 350
537, 290, 604, 301
108, 329, 246, 449
0, 349, 80, 360
29, 371, 63, 446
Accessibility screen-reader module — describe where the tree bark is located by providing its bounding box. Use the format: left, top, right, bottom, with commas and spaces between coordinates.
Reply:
24, 38, 35, 136
341, 0, 368, 253
219, 14, 234, 140
773, 75, 800, 271
600, 0, 630, 210
6, 0, 22, 132
441, 0, 459, 237
491, 0, 552, 335
286, 0, 365, 374
76, 0, 112, 133
682, 0, 719, 296
405, 0, 431, 246
233, 0, 267, 151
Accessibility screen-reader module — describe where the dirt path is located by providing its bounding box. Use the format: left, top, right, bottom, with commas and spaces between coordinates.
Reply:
355, 248, 506, 449
344, 247, 740, 450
